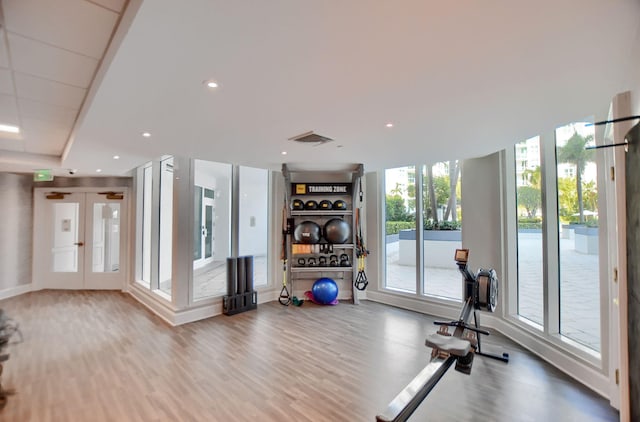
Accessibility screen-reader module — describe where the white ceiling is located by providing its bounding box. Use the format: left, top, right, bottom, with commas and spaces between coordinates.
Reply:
0, 0, 639, 176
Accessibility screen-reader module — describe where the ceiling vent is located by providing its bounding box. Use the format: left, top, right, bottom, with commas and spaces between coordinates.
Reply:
288, 131, 334, 146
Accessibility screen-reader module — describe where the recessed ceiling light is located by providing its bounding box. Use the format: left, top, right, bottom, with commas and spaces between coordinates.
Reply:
96, 169, 102, 173
142, 132, 151, 138
205, 80, 219, 89
113, 155, 120, 160
281, 151, 287, 155
0, 124, 20, 134
385, 122, 394, 128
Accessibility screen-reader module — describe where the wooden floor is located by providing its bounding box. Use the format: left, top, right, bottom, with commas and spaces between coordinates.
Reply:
0, 290, 618, 421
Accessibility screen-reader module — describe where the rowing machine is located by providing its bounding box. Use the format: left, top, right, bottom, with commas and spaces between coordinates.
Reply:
376, 249, 508, 422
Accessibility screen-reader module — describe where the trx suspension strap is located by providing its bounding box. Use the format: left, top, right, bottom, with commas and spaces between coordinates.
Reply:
355, 179, 369, 291
279, 201, 291, 305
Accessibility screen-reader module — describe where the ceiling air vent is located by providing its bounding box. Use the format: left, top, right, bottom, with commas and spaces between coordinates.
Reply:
288, 131, 334, 146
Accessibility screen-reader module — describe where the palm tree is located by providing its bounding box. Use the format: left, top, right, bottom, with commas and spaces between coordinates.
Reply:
444, 160, 460, 222
522, 165, 541, 189
556, 131, 594, 223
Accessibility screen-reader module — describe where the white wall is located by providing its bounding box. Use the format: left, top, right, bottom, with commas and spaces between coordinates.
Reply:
0, 173, 33, 291
460, 153, 503, 285
238, 167, 268, 257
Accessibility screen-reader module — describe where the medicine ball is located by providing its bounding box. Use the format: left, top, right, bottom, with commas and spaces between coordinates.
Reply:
294, 221, 322, 244
291, 199, 305, 210
305, 200, 318, 210
332, 200, 347, 210
319, 200, 332, 210
323, 218, 351, 244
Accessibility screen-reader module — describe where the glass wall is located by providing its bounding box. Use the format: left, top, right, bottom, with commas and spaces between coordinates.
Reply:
192, 160, 232, 301
140, 163, 152, 288
422, 161, 462, 300
384, 166, 416, 293
555, 122, 600, 351
158, 157, 174, 297
515, 137, 544, 326
238, 166, 269, 288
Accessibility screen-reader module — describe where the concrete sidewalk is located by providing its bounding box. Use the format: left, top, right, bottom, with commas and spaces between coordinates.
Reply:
385, 232, 601, 352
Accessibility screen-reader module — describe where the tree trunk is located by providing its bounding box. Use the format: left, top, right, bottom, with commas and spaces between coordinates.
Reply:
577, 163, 584, 223
445, 161, 459, 222
427, 166, 438, 223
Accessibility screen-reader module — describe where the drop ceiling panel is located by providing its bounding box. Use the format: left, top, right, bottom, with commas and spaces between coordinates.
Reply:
0, 69, 14, 96
15, 73, 86, 109
3, 0, 119, 59
0, 139, 24, 152
0, 94, 20, 125
20, 118, 70, 155
92, 0, 127, 13
0, 31, 9, 68
18, 98, 77, 127
8, 33, 98, 88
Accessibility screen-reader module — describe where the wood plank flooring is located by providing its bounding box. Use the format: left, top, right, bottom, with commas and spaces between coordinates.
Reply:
0, 291, 618, 421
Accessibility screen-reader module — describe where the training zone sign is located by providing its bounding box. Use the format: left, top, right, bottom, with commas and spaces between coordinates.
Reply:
292, 183, 351, 195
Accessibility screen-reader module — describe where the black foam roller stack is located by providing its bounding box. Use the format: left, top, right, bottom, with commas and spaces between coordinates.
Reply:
236, 256, 247, 294
226, 257, 237, 296
244, 255, 254, 292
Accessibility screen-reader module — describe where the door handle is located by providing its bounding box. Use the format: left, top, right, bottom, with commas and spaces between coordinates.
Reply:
74, 242, 84, 246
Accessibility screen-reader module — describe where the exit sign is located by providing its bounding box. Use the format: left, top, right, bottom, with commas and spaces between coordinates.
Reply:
33, 169, 53, 182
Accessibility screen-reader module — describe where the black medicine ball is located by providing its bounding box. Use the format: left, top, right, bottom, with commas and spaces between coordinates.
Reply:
332, 200, 347, 210
294, 221, 322, 244
305, 200, 319, 210
291, 199, 305, 210
323, 218, 351, 244
319, 200, 332, 210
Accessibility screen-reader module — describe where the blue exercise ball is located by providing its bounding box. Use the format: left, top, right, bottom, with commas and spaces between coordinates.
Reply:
312, 278, 339, 304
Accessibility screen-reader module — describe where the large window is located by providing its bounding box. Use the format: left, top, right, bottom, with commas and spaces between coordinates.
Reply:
193, 160, 232, 301
422, 161, 462, 300
140, 163, 152, 288
158, 157, 174, 297
555, 122, 600, 351
383, 162, 463, 301
384, 166, 416, 293
515, 137, 543, 326
509, 122, 603, 354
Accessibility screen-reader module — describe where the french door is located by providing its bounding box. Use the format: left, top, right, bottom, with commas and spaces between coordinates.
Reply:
33, 189, 128, 290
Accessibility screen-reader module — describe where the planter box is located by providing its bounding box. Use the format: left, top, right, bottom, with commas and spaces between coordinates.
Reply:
561, 223, 584, 240
574, 226, 599, 255
398, 230, 462, 267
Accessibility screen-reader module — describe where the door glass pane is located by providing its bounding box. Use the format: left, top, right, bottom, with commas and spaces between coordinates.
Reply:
384, 166, 416, 293
193, 160, 232, 300
238, 166, 269, 288
159, 157, 174, 297
52, 202, 79, 272
555, 122, 600, 351
194, 186, 203, 260
92, 203, 120, 273
205, 205, 213, 258
515, 137, 544, 326
422, 161, 462, 301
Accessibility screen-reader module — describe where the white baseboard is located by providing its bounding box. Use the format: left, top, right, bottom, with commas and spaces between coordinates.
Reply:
128, 284, 279, 326
0, 284, 32, 301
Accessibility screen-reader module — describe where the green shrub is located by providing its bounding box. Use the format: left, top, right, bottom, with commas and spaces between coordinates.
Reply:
518, 217, 542, 229
424, 219, 461, 230
386, 221, 415, 235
